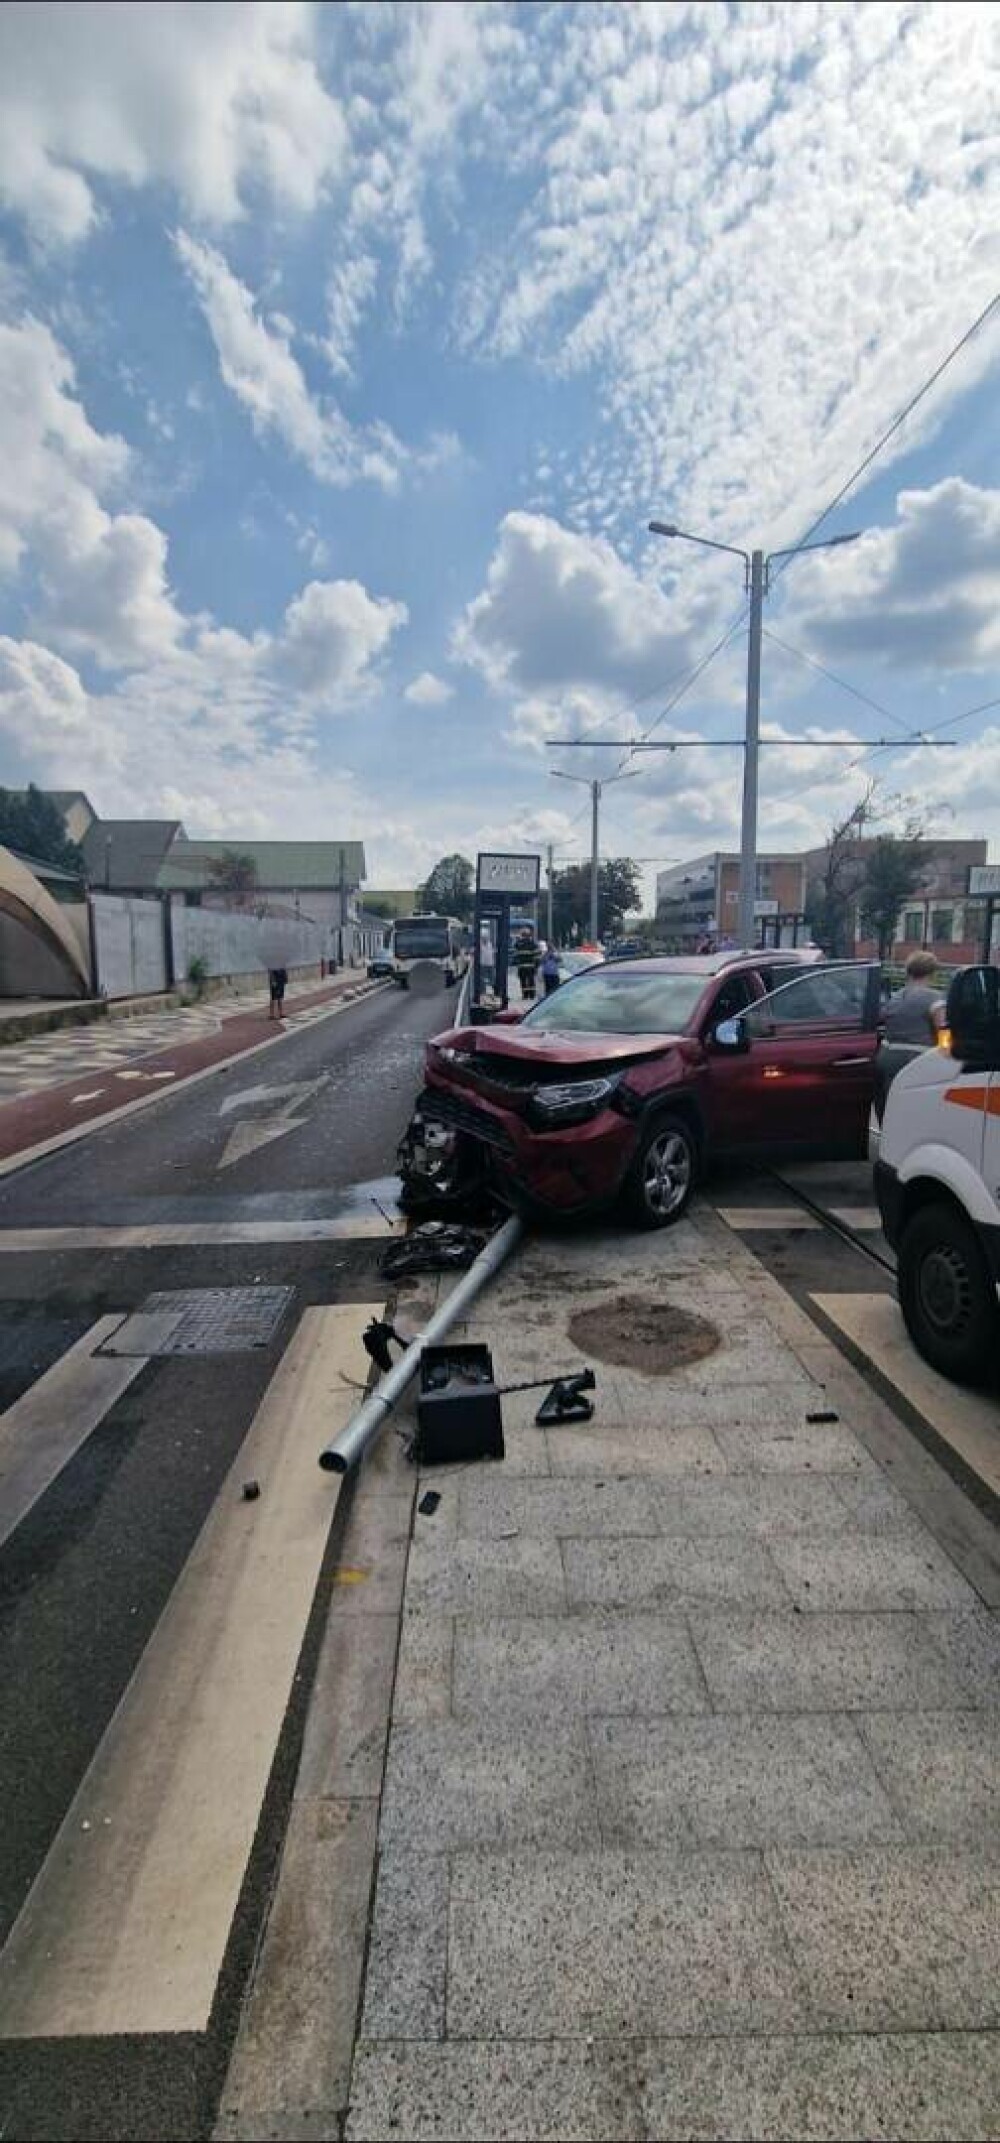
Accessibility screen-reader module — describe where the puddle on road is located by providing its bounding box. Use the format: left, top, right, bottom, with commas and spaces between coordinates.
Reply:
568, 1292, 720, 1375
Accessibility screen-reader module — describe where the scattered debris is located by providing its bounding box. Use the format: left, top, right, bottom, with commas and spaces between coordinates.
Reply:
380, 1223, 488, 1278
413, 1343, 505, 1465
536, 1369, 596, 1425
806, 1410, 840, 1424
242, 1480, 261, 1501
418, 1490, 441, 1516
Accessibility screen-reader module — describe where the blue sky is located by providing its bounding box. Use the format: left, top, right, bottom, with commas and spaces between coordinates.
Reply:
0, 0, 998, 904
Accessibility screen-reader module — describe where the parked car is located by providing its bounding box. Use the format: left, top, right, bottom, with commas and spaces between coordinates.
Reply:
877, 963, 1000, 1383
367, 953, 395, 979
417, 950, 880, 1226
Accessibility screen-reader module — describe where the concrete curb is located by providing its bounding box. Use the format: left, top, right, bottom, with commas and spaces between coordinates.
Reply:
0, 981, 391, 1184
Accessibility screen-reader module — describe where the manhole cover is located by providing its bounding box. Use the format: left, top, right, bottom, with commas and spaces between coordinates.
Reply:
101, 1286, 294, 1357
568, 1292, 720, 1375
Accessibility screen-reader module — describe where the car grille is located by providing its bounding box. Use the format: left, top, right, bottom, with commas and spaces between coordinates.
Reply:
421, 1087, 516, 1157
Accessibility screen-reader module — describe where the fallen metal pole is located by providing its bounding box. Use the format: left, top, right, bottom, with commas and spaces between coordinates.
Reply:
318, 1214, 524, 1474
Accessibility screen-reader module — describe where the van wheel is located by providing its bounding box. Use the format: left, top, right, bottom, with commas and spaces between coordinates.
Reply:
898, 1201, 999, 1383
623, 1114, 697, 1229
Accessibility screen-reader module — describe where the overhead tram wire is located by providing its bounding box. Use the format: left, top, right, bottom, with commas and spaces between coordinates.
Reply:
770, 287, 1000, 582
759, 627, 916, 737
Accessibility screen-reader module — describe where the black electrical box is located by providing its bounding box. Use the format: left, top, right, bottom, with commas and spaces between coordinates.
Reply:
414, 1343, 504, 1465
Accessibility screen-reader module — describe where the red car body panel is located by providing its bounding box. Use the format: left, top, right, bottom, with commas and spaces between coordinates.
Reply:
421, 955, 879, 1216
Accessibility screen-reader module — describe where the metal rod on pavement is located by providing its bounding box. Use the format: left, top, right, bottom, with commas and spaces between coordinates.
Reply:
318, 1214, 524, 1474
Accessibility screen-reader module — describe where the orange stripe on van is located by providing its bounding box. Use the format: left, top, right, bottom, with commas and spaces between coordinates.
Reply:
944, 1085, 1000, 1115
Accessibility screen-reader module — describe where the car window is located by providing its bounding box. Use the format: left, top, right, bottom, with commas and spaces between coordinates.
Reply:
523, 968, 708, 1035
746, 963, 875, 1035
707, 973, 757, 1026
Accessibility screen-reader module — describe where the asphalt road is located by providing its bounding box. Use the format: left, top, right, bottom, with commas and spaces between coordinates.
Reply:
0, 976, 451, 2141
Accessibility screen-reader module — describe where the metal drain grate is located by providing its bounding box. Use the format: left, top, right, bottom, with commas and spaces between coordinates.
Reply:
100, 1286, 294, 1357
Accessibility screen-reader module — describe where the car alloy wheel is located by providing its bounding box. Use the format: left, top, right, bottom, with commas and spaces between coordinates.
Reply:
642, 1128, 692, 1220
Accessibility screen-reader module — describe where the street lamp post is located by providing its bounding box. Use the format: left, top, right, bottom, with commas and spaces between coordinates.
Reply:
648, 520, 861, 949
550, 767, 641, 943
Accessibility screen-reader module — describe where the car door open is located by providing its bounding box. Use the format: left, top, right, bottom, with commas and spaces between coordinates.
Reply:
710, 962, 881, 1159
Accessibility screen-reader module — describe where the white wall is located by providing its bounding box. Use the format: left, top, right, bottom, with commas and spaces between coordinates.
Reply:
170, 902, 321, 982
92, 893, 167, 998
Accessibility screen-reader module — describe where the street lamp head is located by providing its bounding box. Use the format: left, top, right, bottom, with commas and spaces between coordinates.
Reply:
648, 521, 679, 538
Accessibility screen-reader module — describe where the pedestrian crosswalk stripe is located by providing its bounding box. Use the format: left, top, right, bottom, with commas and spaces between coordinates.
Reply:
810, 1292, 1000, 1501
716, 1206, 821, 1230
0, 1317, 147, 1551
0, 1217, 402, 1251
0, 1302, 383, 2039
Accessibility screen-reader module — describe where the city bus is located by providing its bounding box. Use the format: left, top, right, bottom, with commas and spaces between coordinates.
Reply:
391, 914, 469, 988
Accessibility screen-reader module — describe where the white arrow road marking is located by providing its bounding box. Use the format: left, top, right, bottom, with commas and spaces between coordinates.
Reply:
217, 1076, 329, 1171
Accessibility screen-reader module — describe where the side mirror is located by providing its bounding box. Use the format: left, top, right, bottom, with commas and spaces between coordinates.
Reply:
714, 1016, 749, 1052
946, 965, 1000, 1070
492, 1007, 526, 1025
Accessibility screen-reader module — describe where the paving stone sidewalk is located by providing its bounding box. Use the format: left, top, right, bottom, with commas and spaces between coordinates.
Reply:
221, 1206, 1000, 2143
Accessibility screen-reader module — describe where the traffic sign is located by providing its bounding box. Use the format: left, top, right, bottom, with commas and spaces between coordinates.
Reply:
968, 866, 1000, 895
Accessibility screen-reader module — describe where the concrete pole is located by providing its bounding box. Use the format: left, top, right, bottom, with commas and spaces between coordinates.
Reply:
590, 781, 601, 943
546, 843, 554, 943
737, 549, 765, 951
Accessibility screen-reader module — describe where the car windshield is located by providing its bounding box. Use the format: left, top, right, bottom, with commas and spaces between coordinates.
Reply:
523, 967, 707, 1035
395, 919, 449, 959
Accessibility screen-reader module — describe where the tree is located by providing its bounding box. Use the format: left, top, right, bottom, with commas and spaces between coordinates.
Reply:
205, 850, 259, 902
417, 853, 474, 920
857, 832, 927, 961
804, 789, 874, 957
0, 785, 85, 878
551, 857, 643, 941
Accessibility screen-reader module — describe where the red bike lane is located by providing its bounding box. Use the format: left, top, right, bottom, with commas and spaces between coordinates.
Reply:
0, 979, 381, 1169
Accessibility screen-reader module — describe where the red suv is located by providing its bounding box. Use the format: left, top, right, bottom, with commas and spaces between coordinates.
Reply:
417, 952, 881, 1226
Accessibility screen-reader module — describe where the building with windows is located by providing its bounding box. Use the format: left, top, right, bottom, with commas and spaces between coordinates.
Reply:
655, 853, 809, 949
803, 837, 989, 965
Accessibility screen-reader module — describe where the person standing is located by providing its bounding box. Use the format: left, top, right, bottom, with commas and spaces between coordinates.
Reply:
539, 944, 561, 996
874, 950, 945, 1122
268, 966, 288, 1022
515, 929, 538, 1001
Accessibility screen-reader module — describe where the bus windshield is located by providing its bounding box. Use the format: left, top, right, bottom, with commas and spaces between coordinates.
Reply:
394, 917, 451, 960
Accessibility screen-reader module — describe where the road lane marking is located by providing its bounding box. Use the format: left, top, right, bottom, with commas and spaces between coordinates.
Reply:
217, 1075, 329, 1170
0, 1318, 146, 1551
0, 1302, 382, 2039
811, 1291, 1000, 1500
716, 1206, 821, 1230
0, 1217, 402, 1250
0, 983, 392, 1183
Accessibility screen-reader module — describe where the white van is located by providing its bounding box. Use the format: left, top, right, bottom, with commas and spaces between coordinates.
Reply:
876, 965, 1000, 1383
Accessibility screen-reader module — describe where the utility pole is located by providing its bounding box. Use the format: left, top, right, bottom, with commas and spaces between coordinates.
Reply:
590, 780, 600, 941
546, 843, 554, 943
648, 521, 862, 950
738, 550, 764, 951
551, 766, 640, 943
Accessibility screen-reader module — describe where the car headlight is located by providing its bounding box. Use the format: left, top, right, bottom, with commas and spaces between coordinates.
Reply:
529, 1074, 621, 1127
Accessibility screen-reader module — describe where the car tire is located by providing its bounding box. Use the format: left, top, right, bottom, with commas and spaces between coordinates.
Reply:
622, 1113, 697, 1229
898, 1200, 999, 1384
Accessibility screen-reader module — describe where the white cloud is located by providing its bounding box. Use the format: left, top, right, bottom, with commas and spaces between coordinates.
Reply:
0, 0, 346, 242
455, 511, 708, 700
0, 315, 183, 665
176, 231, 460, 491
455, 2, 1000, 545
790, 477, 1000, 674
277, 579, 408, 701
403, 671, 454, 706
